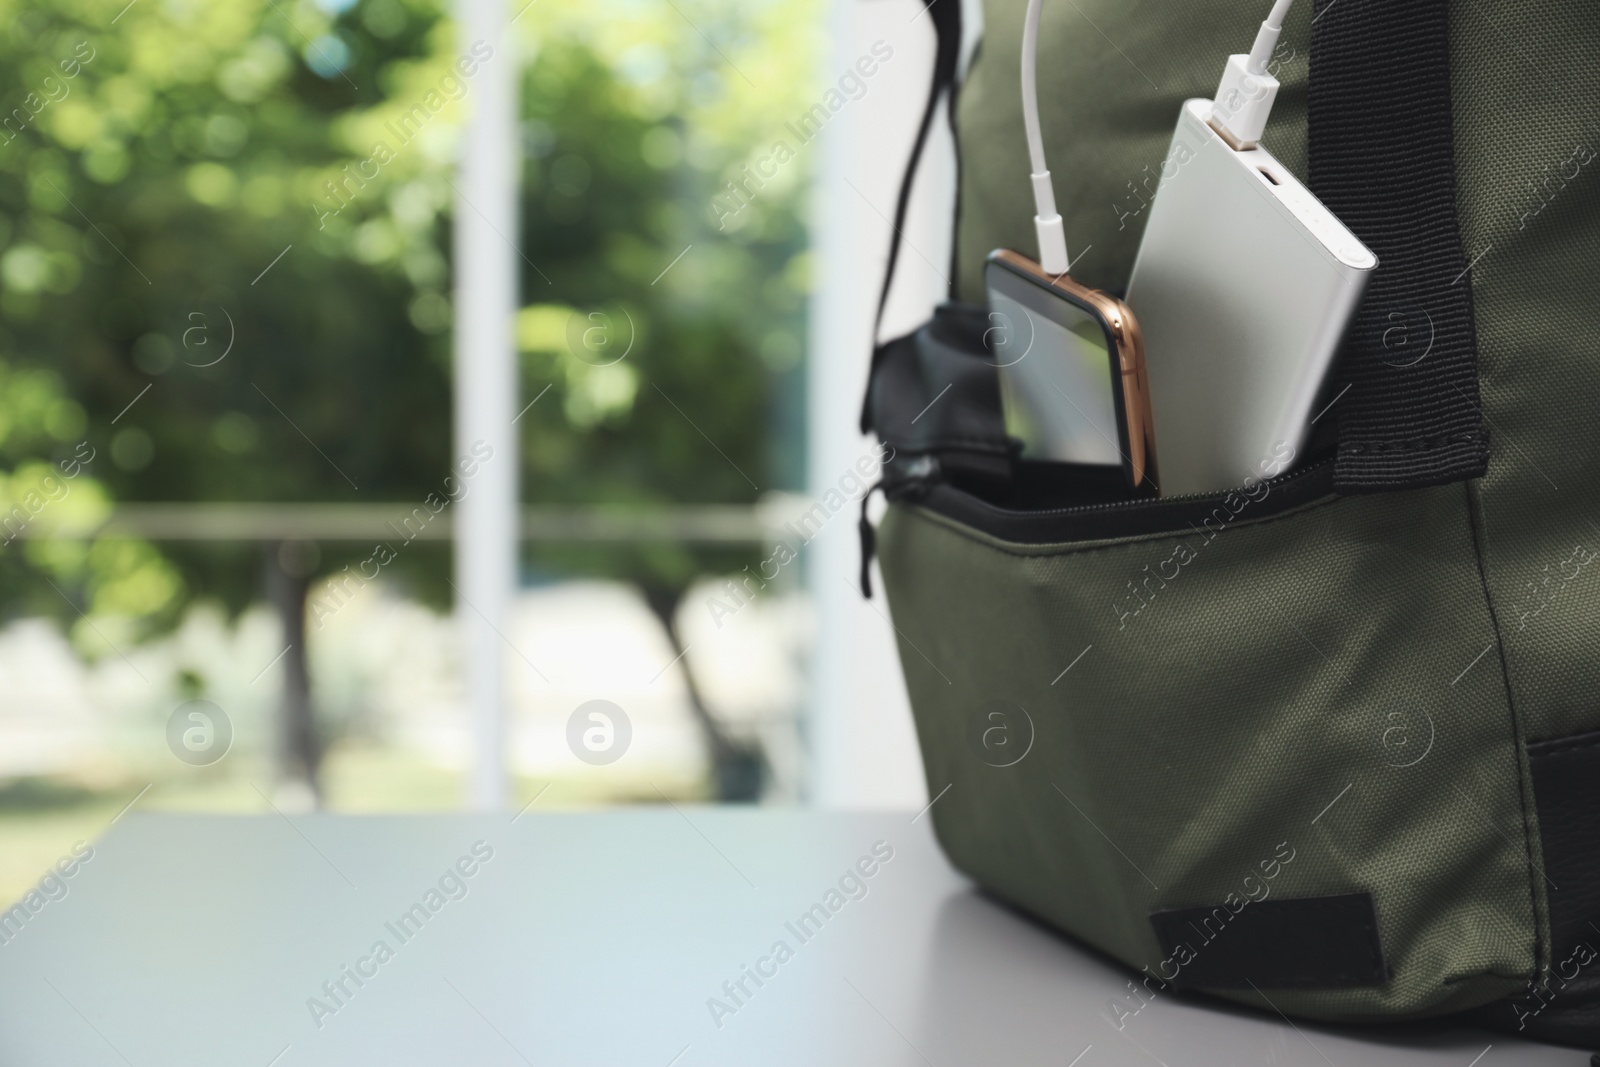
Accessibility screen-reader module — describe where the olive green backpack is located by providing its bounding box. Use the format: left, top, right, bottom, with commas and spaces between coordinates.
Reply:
860, 0, 1600, 1047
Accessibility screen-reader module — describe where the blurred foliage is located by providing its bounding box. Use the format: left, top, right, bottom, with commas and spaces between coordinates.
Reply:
0, 0, 820, 642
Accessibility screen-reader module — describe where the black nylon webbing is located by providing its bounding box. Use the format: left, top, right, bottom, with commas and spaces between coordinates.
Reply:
860, 0, 963, 434
1309, 0, 1489, 490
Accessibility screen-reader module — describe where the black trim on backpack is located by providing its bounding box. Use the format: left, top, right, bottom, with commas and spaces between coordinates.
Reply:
1308, 0, 1489, 491
1477, 729, 1600, 1044
1149, 892, 1388, 990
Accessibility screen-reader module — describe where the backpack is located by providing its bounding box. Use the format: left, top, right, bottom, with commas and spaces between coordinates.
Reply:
861, 0, 1600, 1046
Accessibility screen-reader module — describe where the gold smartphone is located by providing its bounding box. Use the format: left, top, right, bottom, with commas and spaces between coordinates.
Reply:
984, 249, 1159, 495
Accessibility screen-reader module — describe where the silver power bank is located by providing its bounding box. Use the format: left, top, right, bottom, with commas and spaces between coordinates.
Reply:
1125, 98, 1376, 496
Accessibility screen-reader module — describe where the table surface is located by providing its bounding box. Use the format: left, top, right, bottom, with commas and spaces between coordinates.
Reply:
0, 809, 1581, 1066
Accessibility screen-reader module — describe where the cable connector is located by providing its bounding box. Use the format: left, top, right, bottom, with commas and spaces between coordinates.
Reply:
1209, 53, 1279, 149
1021, 0, 1071, 276
1030, 170, 1069, 276
1209, 0, 1292, 149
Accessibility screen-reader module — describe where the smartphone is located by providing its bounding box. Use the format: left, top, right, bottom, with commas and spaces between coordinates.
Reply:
984, 249, 1158, 495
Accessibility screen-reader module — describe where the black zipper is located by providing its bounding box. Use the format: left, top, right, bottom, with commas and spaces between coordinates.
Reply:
895, 459, 1339, 545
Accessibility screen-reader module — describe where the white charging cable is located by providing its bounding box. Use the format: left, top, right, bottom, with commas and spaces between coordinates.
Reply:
1019, 0, 1296, 271
1211, 0, 1295, 148
1020, 0, 1069, 276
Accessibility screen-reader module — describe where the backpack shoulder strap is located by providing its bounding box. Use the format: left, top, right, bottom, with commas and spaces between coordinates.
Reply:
1310, 0, 1489, 490
859, 0, 965, 434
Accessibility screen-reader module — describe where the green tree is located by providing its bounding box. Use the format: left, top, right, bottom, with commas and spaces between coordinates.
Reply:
0, 0, 820, 798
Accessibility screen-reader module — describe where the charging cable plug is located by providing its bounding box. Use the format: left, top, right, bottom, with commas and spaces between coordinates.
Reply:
1209, 0, 1292, 149
1209, 53, 1280, 149
1021, 0, 1071, 275
1030, 171, 1070, 276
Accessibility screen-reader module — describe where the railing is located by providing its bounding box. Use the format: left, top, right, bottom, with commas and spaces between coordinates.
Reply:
11, 500, 809, 544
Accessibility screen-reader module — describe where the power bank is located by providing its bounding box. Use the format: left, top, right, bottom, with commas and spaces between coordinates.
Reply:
1125, 98, 1376, 496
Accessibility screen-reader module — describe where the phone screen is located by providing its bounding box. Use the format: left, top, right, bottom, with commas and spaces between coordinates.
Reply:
985, 264, 1121, 467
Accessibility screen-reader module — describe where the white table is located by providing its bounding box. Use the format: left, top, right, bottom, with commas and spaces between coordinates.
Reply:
0, 810, 1580, 1066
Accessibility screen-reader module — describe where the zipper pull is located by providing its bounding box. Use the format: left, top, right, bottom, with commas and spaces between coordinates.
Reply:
859, 453, 940, 600
858, 480, 883, 599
